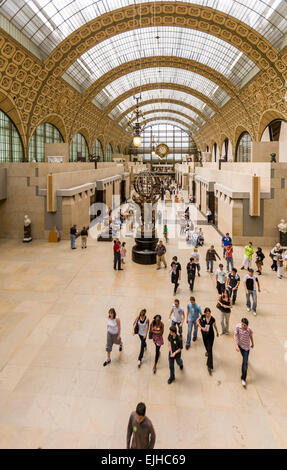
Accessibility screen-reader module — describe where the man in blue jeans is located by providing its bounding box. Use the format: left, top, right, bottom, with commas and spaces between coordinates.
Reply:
234, 318, 254, 387
243, 269, 260, 316
113, 239, 123, 271
167, 326, 183, 384
227, 268, 240, 305
221, 232, 232, 258
70, 224, 78, 249
169, 299, 185, 336
186, 297, 202, 350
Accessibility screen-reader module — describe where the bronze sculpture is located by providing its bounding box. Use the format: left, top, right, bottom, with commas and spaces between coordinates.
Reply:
132, 171, 161, 264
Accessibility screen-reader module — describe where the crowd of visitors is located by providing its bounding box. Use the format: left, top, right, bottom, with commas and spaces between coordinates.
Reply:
68, 191, 286, 450
99, 198, 287, 389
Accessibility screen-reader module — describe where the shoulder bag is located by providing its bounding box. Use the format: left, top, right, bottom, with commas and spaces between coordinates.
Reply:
134, 317, 139, 335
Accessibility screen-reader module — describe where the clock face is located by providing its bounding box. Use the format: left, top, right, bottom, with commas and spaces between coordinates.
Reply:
156, 143, 169, 157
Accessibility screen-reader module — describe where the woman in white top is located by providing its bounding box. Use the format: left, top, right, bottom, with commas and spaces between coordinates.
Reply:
103, 308, 123, 367
133, 309, 150, 368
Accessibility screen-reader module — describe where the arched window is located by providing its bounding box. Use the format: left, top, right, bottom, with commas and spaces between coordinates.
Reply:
222, 139, 228, 160
236, 132, 252, 162
206, 145, 209, 153
221, 138, 233, 162
70, 133, 89, 162
92, 139, 104, 161
212, 143, 218, 162
115, 146, 120, 154
261, 119, 287, 142
0, 109, 24, 162
29, 122, 63, 162
106, 144, 113, 162
133, 123, 194, 163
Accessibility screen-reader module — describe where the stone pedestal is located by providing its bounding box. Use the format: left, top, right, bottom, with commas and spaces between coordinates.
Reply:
279, 231, 287, 247
132, 237, 158, 265
23, 224, 32, 243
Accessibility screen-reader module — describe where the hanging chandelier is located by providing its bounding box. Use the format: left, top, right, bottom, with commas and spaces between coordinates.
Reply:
127, 3, 147, 148
127, 96, 147, 147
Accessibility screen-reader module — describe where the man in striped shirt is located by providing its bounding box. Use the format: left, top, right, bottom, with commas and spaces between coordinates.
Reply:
234, 318, 254, 388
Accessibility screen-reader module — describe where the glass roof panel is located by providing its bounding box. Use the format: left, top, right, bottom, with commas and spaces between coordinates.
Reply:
109, 90, 215, 120
119, 102, 206, 127
93, 68, 228, 109
1, 1, 287, 56
125, 111, 199, 131
145, 121, 193, 135
65, 27, 257, 90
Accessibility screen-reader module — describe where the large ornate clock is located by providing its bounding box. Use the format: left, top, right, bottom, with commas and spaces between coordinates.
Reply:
156, 143, 170, 158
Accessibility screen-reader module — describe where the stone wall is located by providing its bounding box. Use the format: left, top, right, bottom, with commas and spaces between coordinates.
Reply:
61, 195, 91, 240
216, 192, 234, 237
44, 143, 70, 163
0, 168, 7, 200
0, 163, 128, 240
252, 142, 279, 163
189, 162, 287, 245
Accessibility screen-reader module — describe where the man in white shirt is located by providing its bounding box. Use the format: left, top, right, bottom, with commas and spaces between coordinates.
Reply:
169, 299, 185, 336
216, 264, 227, 295
190, 248, 201, 276
243, 268, 261, 316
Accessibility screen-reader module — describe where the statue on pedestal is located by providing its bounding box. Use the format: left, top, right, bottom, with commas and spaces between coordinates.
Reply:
23, 214, 32, 243
132, 171, 161, 265
278, 219, 287, 233
278, 219, 287, 247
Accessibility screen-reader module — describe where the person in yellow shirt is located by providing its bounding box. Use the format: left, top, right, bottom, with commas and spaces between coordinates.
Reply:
241, 241, 254, 270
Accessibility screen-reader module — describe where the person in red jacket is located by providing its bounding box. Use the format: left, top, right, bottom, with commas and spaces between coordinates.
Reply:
113, 239, 123, 270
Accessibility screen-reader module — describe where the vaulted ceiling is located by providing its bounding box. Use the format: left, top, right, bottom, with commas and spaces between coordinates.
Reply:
1, 0, 286, 136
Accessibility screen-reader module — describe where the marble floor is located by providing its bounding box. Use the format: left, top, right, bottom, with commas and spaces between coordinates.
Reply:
0, 203, 287, 449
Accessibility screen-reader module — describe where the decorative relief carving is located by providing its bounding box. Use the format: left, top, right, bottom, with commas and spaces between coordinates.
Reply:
0, 5, 286, 159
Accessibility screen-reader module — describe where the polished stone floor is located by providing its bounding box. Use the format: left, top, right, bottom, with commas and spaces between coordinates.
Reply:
0, 203, 287, 449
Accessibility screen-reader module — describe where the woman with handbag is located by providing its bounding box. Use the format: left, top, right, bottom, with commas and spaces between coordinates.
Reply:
149, 315, 164, 374
133, 309, 149, 368
216, 289, 232, 335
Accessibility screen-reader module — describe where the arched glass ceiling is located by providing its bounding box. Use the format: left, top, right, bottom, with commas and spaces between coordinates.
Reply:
65, 27, 257, 90
109, 89, 215, 120
120, 102, 206, 127
1, 1, 287, 56
93, 68, 228, 109
125, 111, 199, 131
125, 111, 198, 131
145, 121, 193, 135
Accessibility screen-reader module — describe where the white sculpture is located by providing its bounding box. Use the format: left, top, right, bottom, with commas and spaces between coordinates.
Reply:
23, 214, 32, 243
278, 219, 287, 233
24, 215, 31, 227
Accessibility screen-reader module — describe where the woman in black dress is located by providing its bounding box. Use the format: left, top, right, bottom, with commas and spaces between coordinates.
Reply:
197, 308, 219, 375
